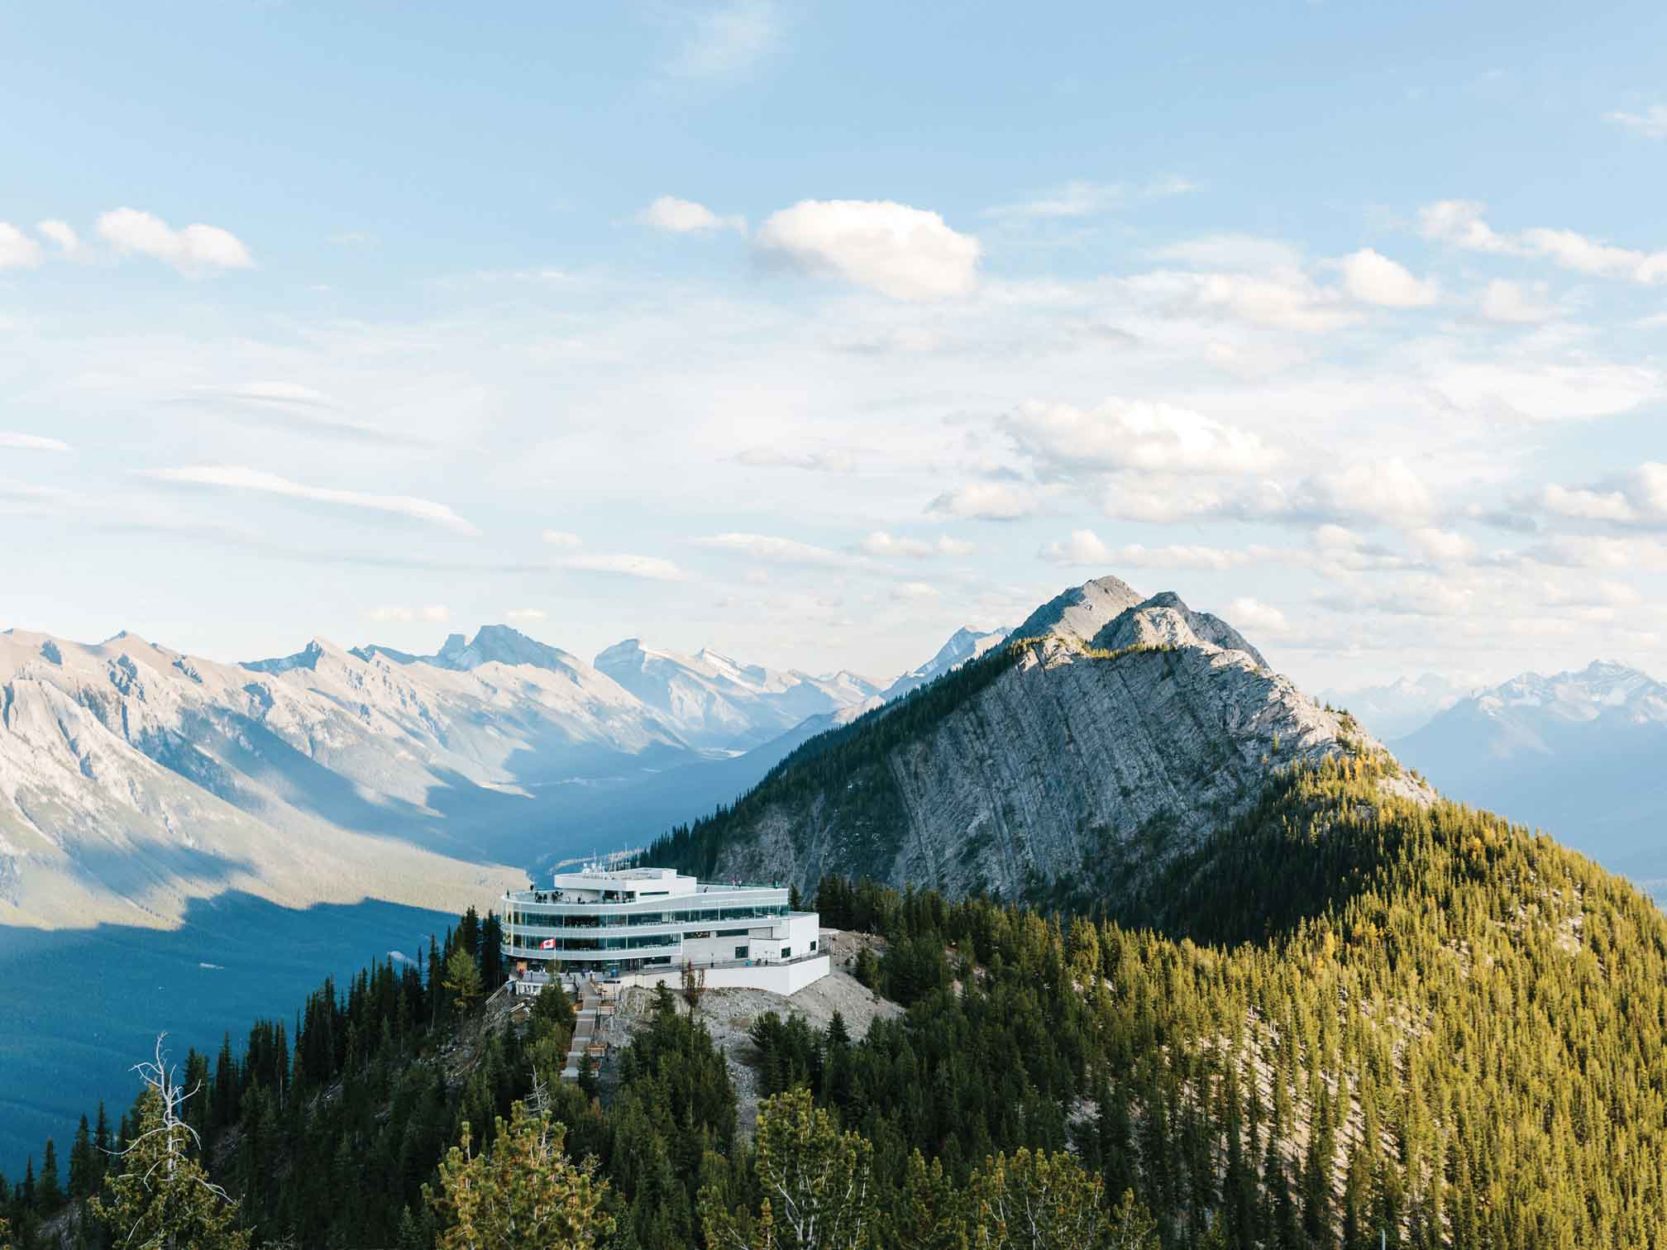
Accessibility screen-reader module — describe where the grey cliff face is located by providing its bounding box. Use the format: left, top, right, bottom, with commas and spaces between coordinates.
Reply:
674, 578, 1382, 909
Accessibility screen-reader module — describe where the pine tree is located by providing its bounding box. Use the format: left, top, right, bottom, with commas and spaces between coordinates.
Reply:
425, 1102, 612, 1250
967, 1148, 1112, 1250
68, 1114, 95, 1201
701, 1087, 874, 1250
443, 947, 483, 1012
36, 1138, 63, 1213
91, 1040, 248, 1250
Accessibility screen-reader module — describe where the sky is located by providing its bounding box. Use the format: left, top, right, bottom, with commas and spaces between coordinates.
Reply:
3, 0, 1666, 691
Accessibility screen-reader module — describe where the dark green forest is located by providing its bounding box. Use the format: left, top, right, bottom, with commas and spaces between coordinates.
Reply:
7, 753, 1667, 1247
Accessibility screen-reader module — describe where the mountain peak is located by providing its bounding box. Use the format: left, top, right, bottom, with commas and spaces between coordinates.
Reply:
243, 638, 345, 674
432, 625, 579, 673
1093, 592, 1268, 668
1011, 575, 1145, 645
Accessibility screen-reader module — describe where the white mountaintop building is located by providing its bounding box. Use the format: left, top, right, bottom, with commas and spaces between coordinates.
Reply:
502, 865, 830, 995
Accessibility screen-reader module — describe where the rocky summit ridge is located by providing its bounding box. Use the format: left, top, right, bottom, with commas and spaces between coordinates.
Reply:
650, 575, 1417, 909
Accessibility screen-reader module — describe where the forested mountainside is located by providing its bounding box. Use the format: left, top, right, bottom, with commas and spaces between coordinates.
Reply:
645, 577, 1395, 910
8, 751, 1667, 1248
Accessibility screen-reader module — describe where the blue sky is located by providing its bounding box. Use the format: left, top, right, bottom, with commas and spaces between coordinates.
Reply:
3, 0, 1666, 688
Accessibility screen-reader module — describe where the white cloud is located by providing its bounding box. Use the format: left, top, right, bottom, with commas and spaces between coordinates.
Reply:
1420, 199, 1667, 284
669, 0, 778, 78
505, 608, 548, 624
1040, 528, 1112, 565
1405, 526, 1476, 564
1520, 226, 1667, 282
541, 529, 583, 548
640, 196, 743, 234
147, 464, 478, 533
0, 223, 44, 270
1094, 458, 1434, 529
986, 176, 1195, 221
927, 481, 1035, 521
1227, 597, 1289, 634
1428, 359, 1658, 423
1041, 529, 1255, 570
1607, 104, 1667, 140
1308, 459, 1434, 524
1109, 542, 1253, 570
1418, 200, 1513, 253
36, 220, 79, 255
1338, 248, 1438, 308
1130, 268, 1355, 332
1538, 483, 1632, 521
368, 604, 449, 623
896, 580, 940, 600
1008, 398, 1278, 476
695, 531, 852, 567
1538, 464, 1667, 526
1527, 534, 1667, 571
562, 552, 686, 581
860, 531, 973, 559
1478, 279, 1554, 324
1150, 234, 1305, 271
0, 432, 71, 452
96, 207, 253, 272
754, 199, 980, 300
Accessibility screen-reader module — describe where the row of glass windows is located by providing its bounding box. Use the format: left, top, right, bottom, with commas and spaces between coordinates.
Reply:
506, 904, 789, 929
508, 933, 686, 952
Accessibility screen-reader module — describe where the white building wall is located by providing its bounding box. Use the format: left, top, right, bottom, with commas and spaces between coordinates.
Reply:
610, 954, 832, 997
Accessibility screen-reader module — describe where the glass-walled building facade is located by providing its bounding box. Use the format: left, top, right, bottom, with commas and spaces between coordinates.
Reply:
501, 865, 822, 982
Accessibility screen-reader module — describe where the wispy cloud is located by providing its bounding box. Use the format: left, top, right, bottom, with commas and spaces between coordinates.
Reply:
927, 481, 1036, 521
1421, 199, 1667, 284
175, 382, 428, 446
986, 175, 1196, 221
561, 552, 687, 581
1607, 104, 1667, 140
145, 464, 479, 534
694, 531, 856, 568
0, 432, 72, 452
668, 0, 778, 79
368, 604, 449, 623
1041, 530, 1257, 570
860, 531, 974, 559
640, 196, 746, 234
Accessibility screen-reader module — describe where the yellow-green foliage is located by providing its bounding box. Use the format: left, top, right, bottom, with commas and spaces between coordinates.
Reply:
427, 1102, 612, 1250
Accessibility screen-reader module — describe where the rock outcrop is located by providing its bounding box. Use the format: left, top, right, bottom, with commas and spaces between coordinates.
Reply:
651, 577, 1398, 909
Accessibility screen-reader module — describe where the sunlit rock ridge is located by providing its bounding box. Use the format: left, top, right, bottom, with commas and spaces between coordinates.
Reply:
648, 576, 1419, 909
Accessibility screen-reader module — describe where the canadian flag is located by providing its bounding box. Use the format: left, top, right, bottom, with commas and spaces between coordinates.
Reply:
540, 938, 557, 950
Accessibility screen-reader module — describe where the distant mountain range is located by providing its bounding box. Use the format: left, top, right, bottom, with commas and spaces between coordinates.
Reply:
0, 622, 1002, 931
1392, 660, 1667, 894
1318, 672, 1464, 739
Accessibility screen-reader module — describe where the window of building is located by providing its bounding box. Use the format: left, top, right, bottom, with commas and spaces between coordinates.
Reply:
781, 946, 791, 959
735, 945, 748, 960
810, 939, 818, 952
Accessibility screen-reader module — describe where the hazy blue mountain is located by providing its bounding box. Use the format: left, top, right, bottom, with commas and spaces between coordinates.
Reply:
879, 625, 1010, 700
1321, 672, 1464, 739
1394, 661, 1667, 896
594, 637, 880, 749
